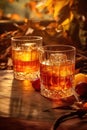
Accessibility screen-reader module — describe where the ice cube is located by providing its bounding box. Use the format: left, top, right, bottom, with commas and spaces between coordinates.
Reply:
50, 53, 67, 65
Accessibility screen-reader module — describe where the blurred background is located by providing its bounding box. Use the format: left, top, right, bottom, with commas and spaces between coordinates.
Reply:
0, 0, 47, 21
0, 0, 87, 49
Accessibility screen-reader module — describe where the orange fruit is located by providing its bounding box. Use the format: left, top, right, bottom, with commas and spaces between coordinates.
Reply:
86, 75, 87, 82
74, 73, 87, 86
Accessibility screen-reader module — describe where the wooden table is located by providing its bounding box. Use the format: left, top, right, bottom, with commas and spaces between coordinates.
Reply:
0, 70, 75, 130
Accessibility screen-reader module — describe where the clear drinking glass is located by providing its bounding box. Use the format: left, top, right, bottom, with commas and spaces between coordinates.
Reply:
11, 36, 43, 80
40, 45, 76, 100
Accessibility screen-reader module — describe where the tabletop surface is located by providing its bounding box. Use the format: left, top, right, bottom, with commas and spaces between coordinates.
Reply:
0, 70, 76, 130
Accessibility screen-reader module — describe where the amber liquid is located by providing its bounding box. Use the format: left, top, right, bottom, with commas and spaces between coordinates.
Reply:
40, 60, 75, 99
12, 49, 40, 80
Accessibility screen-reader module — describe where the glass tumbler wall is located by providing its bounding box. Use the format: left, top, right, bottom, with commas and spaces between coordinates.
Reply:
11, 36, 43, 80
40, 45, 76, 100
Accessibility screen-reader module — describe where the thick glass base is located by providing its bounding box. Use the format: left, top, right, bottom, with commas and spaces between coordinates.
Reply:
14, 71, 39, 80
41, 85, 73, 100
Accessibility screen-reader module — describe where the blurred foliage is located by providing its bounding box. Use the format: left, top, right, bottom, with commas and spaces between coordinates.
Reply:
0, 0, 17, 9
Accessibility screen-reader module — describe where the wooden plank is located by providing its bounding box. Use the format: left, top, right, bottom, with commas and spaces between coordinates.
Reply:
0, 116, 52, 130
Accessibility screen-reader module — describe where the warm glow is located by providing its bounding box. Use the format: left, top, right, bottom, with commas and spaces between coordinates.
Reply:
37, 0, 74, 30
22, 80, 34, 91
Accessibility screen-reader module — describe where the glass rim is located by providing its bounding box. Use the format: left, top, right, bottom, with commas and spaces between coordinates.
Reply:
11, 36, 43, 42
42, 44, 76, 53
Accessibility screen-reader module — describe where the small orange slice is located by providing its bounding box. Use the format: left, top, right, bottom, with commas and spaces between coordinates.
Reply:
74, 73, 87, 86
